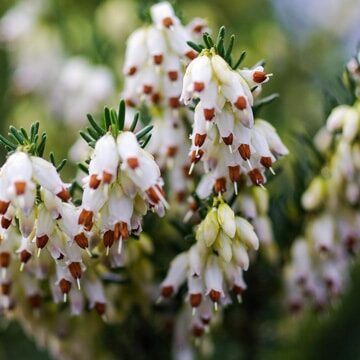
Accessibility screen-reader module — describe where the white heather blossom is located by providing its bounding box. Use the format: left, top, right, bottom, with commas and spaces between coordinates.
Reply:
182, 49, 288, 195
122, 2, 206, 207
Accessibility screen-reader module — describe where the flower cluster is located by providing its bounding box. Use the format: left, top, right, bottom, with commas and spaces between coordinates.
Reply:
158, 29, 287, 343
160, 201, 259, 335
0, 102, 166, 321
122, 1, 207, 204
78, 104, 167, 257
285, 66, 360, 313
182, 30, 288, 196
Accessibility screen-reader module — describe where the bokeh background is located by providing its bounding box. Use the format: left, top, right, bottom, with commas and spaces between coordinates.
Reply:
0, 0, 360, 359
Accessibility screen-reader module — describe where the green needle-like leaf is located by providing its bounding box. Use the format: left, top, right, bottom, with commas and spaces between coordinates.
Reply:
0, 134, 17, 150
140, 134, 152, 148
225, 34, 235, 61
87, 127, 100, 141
78, 162, 89, 174
187, 41, 203, 53
130, 112, 139, 132
136, 124, 153, 140
104, 106, 112, 130
117, 99, 126, 131
20, 128, 29, 141
9, 126, 24, 144
232, 50, 246, 69
37, 133, 47, 156
80, 131, 94, 144
56, 158, 67, 172
87, 114, 105, 136
30, 122, 39, 142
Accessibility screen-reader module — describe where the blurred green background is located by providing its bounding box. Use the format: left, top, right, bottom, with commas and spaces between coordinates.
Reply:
0, 0, 360, 359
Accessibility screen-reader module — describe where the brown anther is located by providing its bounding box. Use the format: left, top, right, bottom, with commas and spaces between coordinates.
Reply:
190, 149, 204, 164
194, 133, 206, 147
253, 71, 267, 83
233, 285, 244, 295
182, 165, 191, 178
289, 301, 302, 314
36, 234, 49, 249
190, 293, 202, 308
192, 324, 205, 337
235, 96, 247, 110
125, 98, 136, 107
14, 181, 26, 195
103, 230, 115, 248
193, 24, 204, 33
188, 198, 198, 211
167, 146, 178, 157
319, 244, 329, 253
228, 166, 241, 183
114, 222, 129, 240
214, 177, 226, 194
89, 174, 101, 189
203, 108, 215, 121
143, 85, 153, 94
146, 186, 160, 204
201, 315, 211, 325
169, 97, 180, 109
162, 16, 173, 28
209, 289, 221, 302
248, 168, 264, 186
127, 66, 137, 76
127, 157, 139, 169
345, 235, 357, 255
161, 285, 174, 298
1, 216, 12, 229
74, 233, 89, 249
56, 188, 70, 202
168, 71, 178, 81
325, 278, 334, 291
69, 262, 82, 279
175, 191, 186, 202
185, 50, 198, 60
102, 171, 112, 184
0, 252, 10, 268
94, 302, 106, 316
153, 54, 163, 65
222, 134, 233, 145
151, 92, 161, 104
78, 209, 93, 231
0, 201, 10, 215
260, 156, 272, 168
28, 294, 41, 309
57, 253, 64, 260
20, 250, 31, 264
1, 282, 11, 295
238, 144, 251, 160
56, 213, 62, 220
59, 278, 72, 294
194, 82, 205, 92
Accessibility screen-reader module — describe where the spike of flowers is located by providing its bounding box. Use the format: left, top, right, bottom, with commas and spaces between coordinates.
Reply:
0, 101, 166, 320
285, 51, 360, 314
159, 28, 288, 340
122, 1, 208, 205
182, 28, 288, 196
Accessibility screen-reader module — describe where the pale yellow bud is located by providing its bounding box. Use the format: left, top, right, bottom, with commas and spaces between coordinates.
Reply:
235, 217, 259, 251
214, 231, 232, 263
301, 177, 326, 210
217, 203, 236, 238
